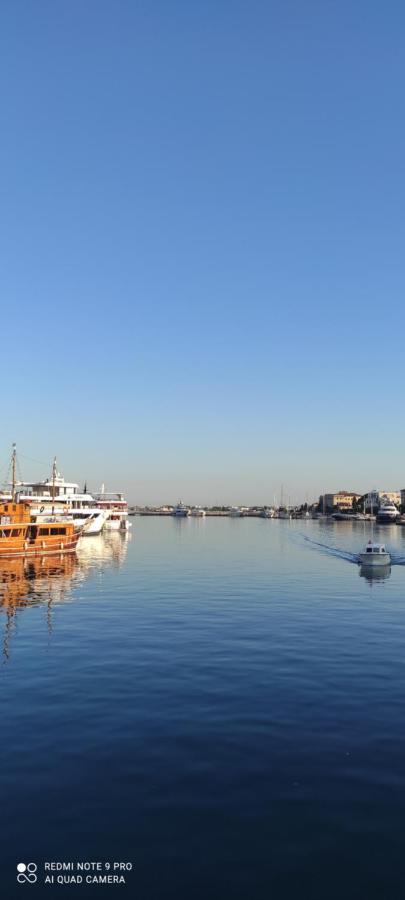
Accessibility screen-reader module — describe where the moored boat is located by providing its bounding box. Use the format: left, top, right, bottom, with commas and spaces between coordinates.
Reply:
17, 459, 110, 535
0, 500, 82, 558
173, 501, 189, 517
93, 490, 130, 530
376, 502, 399, 524
261, 507, 275, 518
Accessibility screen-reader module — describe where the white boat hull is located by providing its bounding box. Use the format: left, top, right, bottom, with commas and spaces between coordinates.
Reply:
105, 517, 130, 530
75, 511, 108, 536
358, 552, 391, 567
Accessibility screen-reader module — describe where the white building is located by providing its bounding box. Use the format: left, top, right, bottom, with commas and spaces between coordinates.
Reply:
365, 491, 400, 511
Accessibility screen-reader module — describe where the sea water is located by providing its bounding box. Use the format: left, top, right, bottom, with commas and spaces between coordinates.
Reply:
1, 517, 405, 899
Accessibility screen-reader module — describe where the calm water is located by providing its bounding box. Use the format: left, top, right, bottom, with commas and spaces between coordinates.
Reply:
1, 517, 405, 899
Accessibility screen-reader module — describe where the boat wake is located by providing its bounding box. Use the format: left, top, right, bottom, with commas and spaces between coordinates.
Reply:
300, 535, 359, 564
389, 554, 405, 566
301, 535, 405, 567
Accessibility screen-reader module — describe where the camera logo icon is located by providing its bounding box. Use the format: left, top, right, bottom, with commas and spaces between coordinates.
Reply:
17, 863, 38, 884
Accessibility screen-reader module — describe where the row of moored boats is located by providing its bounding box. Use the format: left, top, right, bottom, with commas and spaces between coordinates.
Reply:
0, 449, 130, 559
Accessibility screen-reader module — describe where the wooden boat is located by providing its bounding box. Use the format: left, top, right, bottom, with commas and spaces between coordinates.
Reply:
0, 500, 82, 558
0, 444, 83, 559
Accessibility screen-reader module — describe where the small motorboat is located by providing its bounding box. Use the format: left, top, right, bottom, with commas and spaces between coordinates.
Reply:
358, 540, 391, 567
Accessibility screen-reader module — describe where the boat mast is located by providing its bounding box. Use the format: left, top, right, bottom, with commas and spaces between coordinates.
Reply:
51, 457, 57, 516
11, 443, 17, 502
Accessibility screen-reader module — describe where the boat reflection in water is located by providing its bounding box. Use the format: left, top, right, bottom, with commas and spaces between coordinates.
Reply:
0, 532, 130, 659
76, 531, 130, 571
359, 563, 392, 583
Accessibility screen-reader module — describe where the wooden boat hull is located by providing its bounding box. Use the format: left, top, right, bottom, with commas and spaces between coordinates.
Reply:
0, 530, 81, 559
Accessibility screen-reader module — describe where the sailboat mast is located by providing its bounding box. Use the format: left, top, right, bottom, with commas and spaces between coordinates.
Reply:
11, 443, 17, 502
51, 457, 57, 516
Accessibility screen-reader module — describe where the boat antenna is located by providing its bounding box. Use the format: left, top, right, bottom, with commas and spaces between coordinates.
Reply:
51, 456, 57, 515
11, 443, 17, 502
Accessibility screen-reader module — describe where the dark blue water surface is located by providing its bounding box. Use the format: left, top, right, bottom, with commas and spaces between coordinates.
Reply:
1, 518, 405, 899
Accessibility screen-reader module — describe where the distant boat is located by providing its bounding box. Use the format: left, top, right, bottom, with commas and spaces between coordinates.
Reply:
229, 507, 243, 517
376, 502, 399, 524
190, 507, 206, 517
331, 511, 356, 521
173, 501, 189, 517
261, 508, 275, 518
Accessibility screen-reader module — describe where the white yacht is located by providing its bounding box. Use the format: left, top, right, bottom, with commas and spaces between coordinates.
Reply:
376, 502, 399, 524
93, 490, 131, 530
190, 507, 206, 517
358, 541, 391, 567
261, 508, 275, 518
229, 507, 243, 517
16, 463, 109, 535
173, 501, 190, 517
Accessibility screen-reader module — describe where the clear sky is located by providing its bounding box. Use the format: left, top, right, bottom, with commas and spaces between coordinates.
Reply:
1, 1, 404, 505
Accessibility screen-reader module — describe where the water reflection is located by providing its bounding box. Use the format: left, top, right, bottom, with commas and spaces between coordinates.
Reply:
76, 531, 130, 571
359, 564, 392, 583
0, 554, 79, 611
0, 533, 130, 660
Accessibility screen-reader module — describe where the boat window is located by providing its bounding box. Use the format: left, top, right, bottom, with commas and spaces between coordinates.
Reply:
39, 528, 50, 535
11, 529, 21, 537
366, 547, 372, 553
50, 527, 66, 535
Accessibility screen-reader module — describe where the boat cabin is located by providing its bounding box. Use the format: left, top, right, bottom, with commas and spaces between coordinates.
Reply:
364, 541, 387, 555
0, 501, 31, 525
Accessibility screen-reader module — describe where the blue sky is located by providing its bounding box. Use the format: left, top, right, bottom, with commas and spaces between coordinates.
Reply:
1, 1, 404, 504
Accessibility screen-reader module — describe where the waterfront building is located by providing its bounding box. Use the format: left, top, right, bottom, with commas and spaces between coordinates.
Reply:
321, 492, 361, 512
365, 491, 400, 511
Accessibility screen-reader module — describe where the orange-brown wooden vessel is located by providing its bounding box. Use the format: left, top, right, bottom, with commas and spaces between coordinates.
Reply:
0, 501, 81, 558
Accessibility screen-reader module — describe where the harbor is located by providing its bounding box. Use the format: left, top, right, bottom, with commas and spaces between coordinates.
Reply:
131, 488, 405, 523
2, 514, 405, 899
